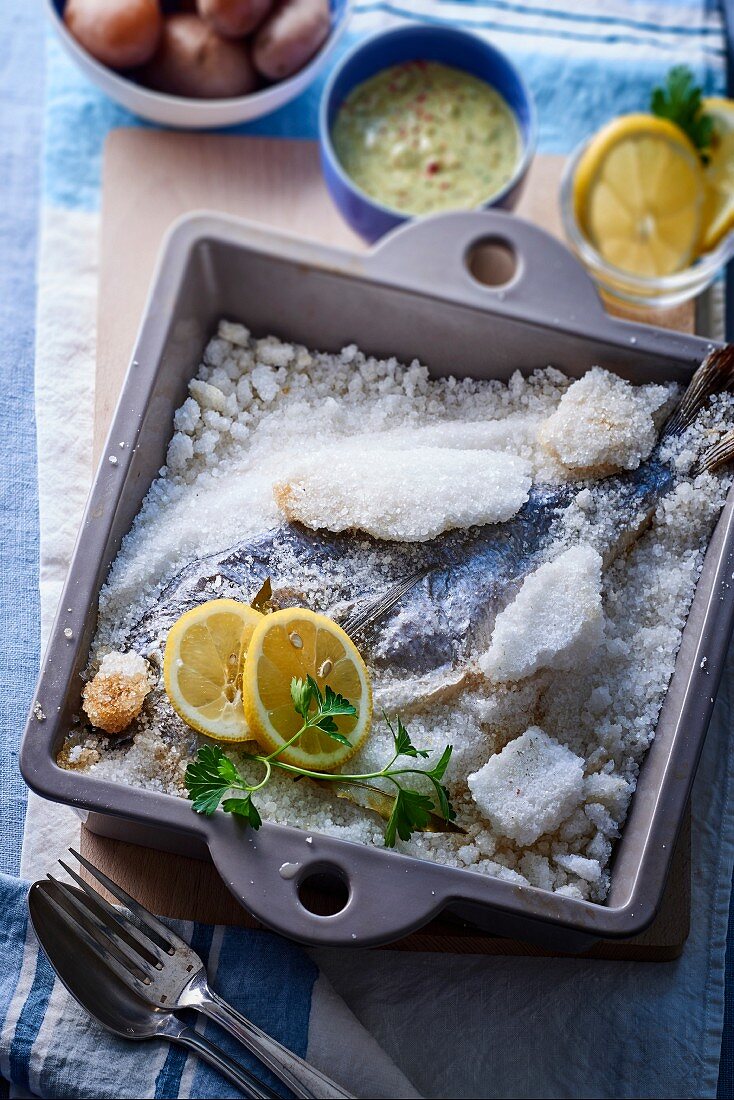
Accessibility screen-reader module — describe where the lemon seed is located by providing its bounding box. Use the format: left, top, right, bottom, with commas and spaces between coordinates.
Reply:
289, 632, 303, 649
318, 659, 333, 678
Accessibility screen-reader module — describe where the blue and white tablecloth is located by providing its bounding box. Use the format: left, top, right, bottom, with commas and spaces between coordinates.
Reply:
2, 2, 734, 1097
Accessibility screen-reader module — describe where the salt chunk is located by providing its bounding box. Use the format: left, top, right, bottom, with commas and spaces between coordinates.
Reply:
256, 339, 294, 368
492, 865, 529, 886
208, 367, 235, 396
166, 432, 194, 473
273, 445, 531, 543
218, 320, 250, 347
481, 545, 603, 682
173, 397, 201, 434
539, 368, 669, 473
82, 651, 150, 735
555, 884, 585, 900
467, 727, 585, 845
236, 376, 253, 408
588, 684, 612, 714
203, 338, 228, 368
554, 853, 603, 883
575, 488, 594, 512
585, 803, 618, 837
251, 364, 280, 403
584, 771, 630, 817
97, 651, 148, 678
189, 378, 227, 413
520, 852, 555, 891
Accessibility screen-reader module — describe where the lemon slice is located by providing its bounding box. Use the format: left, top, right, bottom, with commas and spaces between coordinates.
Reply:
573, 114, 705, 277
700, 97, 734, 251
164, 599, 262, 741
703, 97, 734, 136
243, 608, 372, 770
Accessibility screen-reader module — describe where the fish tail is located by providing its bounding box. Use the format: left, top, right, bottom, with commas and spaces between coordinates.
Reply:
663, 344, 734, 438
696, 428, 734, 475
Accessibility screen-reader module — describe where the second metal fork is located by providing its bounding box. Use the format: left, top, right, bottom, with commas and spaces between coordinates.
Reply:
45, 849, 354, 1100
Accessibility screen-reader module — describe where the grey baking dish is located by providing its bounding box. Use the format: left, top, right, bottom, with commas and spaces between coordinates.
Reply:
20, 210, 734, 951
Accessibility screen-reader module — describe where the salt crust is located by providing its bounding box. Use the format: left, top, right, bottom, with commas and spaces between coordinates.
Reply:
81, 651, 150, 735
468, 727, 586, 845
64, 323, 732, 902
481, 545, 603, 682
274, 445, 531, 542
538, 367, 670, 474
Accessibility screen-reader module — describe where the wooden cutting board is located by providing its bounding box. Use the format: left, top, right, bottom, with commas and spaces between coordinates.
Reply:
82, 128, 693, 959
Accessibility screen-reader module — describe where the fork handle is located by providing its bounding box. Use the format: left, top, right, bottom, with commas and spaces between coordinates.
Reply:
198, 989, 356, 1099
175, 1024, 280, 1100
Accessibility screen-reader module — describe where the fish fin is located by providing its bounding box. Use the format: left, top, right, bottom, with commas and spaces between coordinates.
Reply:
696, 428, 734, 474
339, 568, 431, 637
250, 576, 274, 613
315, 780, 466, 835
663, 344, 734, 438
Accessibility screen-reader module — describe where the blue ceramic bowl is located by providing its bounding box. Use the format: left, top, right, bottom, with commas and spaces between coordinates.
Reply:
319, 25, 537, 242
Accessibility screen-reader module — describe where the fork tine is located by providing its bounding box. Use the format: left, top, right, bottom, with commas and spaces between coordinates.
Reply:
68, 848, 179, 952
57, 859, 168, 968
48, 874, 159, 984
43, 878, 153, 998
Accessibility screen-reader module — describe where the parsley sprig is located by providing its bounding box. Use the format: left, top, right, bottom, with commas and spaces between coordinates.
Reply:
184, 679, 455, 847
651, 65, 715, 160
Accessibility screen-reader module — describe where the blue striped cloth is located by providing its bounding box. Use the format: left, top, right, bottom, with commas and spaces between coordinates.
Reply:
3, 2, 734, 1098
0, 875, 316, 1099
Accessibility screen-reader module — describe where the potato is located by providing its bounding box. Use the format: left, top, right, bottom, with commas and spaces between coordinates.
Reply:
64, 0, 163, 70
141, 14, 257, 98
198, 0, 273, 38
253, 0, 330, 82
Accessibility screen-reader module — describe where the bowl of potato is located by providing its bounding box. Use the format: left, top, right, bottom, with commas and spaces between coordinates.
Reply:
46, 0, 351, 128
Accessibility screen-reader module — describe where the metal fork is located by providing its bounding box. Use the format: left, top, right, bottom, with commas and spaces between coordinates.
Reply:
46, 849, 355, 1100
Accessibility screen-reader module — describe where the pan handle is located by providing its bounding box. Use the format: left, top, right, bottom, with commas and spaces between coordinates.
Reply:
363, 210, 610, 327
205, 815, 447, 947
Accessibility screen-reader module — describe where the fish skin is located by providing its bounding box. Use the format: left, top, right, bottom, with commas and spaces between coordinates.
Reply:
125, 455, 675, 677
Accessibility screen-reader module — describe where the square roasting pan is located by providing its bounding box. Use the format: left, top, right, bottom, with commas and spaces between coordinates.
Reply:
20, 210, 734, 952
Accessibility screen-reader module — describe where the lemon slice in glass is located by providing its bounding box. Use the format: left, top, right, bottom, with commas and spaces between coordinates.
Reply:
164, 599, 262, 741
700, 97, 734, 252
573, 114, 705, 277
243, 608, 372, 771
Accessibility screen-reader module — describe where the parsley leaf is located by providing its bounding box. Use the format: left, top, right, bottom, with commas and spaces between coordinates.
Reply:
222, 796, 263, 828
289, 676, 356, 744
291, 676, 313, 721
651, 65, 715, 159
185, 689, 456, 848
314, 683, 356, 742
320, 683, 357, 719
185, 745, 236, 815
384, 788, 436, 847
426, 744, 453, 783
386, 712, 430, 759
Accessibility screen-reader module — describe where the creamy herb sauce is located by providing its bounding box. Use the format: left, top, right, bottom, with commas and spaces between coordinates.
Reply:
332, 60, 521, 215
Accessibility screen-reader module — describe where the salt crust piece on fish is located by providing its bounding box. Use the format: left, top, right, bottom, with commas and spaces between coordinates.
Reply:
538, 367, 669, 474
273, 445, 532, 542
481, 544, 603, 683
82, 651, 150, 735
468, 726, 586, 845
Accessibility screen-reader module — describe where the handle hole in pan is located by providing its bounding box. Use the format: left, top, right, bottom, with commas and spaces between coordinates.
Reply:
297, 864, 350, 917
466, 236, 518, 289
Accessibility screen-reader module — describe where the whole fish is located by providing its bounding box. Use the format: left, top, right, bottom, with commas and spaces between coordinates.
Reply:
124, 347, 734, 687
